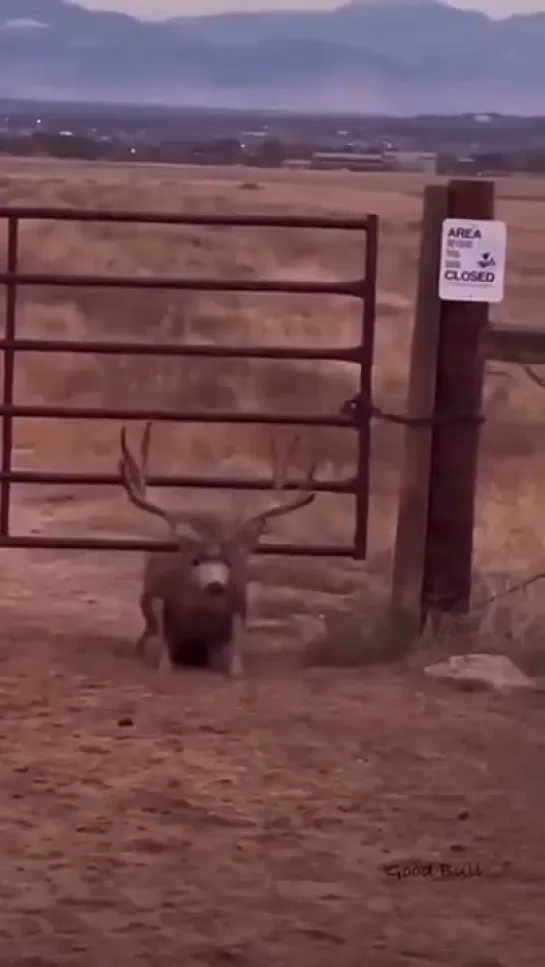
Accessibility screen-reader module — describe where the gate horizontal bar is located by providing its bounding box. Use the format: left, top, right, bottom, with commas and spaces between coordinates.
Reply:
0, 337, 359, 362
0, 404, 355, 426
0, 534, 354, 556
0, 470, 354, 493
0, 271, 362, 295
0, 207, 370, 230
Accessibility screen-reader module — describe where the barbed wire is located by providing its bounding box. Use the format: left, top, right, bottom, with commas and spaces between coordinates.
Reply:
471, 571, 545, 612
469, 361, 545, 609
341, 360, 545, 612
339, 396, 484, 427
339, 361, 533, 428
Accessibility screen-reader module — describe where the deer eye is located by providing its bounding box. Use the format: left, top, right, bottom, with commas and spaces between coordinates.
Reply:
191, 557, 201, 567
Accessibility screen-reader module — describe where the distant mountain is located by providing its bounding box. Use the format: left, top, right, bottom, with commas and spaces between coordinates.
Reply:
0, 0, 543, 114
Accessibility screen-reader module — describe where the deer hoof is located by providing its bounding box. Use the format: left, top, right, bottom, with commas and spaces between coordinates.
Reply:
227, 654, 243, 678
157, 649, 174, 674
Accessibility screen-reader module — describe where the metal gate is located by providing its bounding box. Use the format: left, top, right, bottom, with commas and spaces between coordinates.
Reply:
0, 206, 377, 558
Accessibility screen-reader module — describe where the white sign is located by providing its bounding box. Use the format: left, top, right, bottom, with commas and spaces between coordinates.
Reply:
438, 218, 507, 303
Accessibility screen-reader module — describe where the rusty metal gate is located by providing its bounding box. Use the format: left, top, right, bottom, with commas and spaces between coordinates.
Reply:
0, 206, 377, 558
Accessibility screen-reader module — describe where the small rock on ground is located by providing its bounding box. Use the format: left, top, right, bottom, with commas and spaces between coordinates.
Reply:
424, 653, 537, 692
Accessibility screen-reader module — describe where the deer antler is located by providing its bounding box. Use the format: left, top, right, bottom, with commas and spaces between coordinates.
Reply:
231, 433, 320, 545
118, 422, 200, 540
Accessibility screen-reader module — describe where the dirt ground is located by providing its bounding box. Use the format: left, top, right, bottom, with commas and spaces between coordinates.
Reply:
0, 492, 543, 967
0, 161, 545, 964
1, 557, 545, 967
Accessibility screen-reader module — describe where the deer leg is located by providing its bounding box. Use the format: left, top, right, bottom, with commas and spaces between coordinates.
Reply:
151, 599, 175, 673
156, 641, 174, 674
138, 594, 173, 672
136, 591, 157, 659
212, 616, 245, 678
226, 642, 243, 678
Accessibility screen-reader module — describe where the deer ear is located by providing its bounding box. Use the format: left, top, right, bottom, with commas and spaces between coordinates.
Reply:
171, 520, 202, 544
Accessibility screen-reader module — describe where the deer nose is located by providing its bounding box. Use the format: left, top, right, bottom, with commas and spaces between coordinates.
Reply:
206, 581, 225, 596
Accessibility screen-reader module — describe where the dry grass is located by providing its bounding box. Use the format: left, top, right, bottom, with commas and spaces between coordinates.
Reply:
0, 159, 545, 964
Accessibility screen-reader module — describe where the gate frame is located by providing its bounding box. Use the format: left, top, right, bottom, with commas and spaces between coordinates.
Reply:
0, 206, 378, 558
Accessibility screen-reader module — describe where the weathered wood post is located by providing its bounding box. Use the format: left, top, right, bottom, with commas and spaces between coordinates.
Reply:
390, 183, 447, 631
392, 178, 497, 630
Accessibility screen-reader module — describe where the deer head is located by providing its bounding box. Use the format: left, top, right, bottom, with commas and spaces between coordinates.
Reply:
118, 422, 320, 597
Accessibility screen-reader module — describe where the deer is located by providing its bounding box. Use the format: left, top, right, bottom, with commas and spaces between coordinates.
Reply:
117, 422, 321, 677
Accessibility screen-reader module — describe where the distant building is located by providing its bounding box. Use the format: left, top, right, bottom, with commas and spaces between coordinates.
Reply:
386, 150, 437, 174
309, 149, 437, 174
282, 158, 311, 169
311, 151, 387, 171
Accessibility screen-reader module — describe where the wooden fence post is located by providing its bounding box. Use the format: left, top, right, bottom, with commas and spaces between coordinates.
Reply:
390, 184, 448, 631
422, 178, 494, 615
392, 178, 495, 629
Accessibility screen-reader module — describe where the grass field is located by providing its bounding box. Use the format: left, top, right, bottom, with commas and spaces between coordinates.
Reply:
0, 159, 544, 965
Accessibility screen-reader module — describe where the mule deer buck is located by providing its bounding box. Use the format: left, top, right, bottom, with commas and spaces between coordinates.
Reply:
118, 422, 320, 676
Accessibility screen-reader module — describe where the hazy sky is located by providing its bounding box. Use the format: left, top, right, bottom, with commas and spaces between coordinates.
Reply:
79, 0, 545, 19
